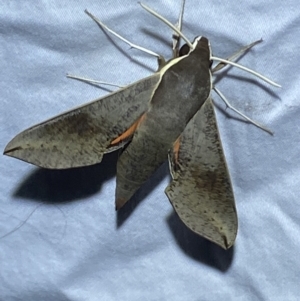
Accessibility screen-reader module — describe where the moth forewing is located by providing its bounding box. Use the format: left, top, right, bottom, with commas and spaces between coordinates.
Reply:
165, 98, 237, 250
4, 74, 162, 169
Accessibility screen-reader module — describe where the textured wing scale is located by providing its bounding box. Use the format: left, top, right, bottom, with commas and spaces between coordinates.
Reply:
165, 98, 237, 249
4, 74, 161, 169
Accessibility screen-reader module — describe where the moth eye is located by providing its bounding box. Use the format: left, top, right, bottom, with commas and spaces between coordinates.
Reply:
209, 60, 213, 68
179, 43, 190, 56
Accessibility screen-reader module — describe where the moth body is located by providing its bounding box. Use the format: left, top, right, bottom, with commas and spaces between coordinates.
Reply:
116, 37, 211, 208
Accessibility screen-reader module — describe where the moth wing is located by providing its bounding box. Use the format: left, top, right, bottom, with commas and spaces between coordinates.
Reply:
165, 98, 237, 249
4, 74, 161, 169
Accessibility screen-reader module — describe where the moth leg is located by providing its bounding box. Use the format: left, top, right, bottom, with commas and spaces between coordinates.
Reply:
139, 2, 193, 49
212, 39, 262, 73
213, 86, 273, 135
66, 74, 124, 88
85, 10, 164, 61
211, 55, 280, 87
172, 0, 185, 58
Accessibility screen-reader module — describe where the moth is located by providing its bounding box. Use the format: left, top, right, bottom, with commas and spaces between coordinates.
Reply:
4, 1, 279, 249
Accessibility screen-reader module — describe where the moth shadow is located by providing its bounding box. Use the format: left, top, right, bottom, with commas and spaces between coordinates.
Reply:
13, 151, 118, 204
117, 161, 169, 228
167, 212, 234, 271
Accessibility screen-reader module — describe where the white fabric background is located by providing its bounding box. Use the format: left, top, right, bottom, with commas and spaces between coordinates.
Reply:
1, 0, 299, 300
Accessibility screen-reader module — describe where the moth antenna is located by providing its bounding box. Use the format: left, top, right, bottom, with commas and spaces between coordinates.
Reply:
84, 9, 162, 59
172, 0, 186, 57
67, 74, 124, 88
212, 39, 263, 73
139, 2, 193, 50
213, 87, 274, 135
211, 56, 281, 87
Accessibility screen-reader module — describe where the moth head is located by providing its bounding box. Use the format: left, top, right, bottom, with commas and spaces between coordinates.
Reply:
190, 36, 213, 67
179, 43, 191, 57
179, 36, 212, 65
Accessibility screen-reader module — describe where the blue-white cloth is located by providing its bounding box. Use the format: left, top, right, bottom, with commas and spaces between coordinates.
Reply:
1, 0, 299, 300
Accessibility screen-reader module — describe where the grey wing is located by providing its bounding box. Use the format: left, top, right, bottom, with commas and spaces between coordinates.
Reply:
165, 98, 237, 249
4, 74, 161, 169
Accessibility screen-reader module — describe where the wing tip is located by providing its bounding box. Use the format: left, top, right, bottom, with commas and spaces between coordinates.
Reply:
115, 198, 127, 211
222, 237, 235, 250
3, 145, 22, 156
217, 229, 237, 250
3, 134, 22, 155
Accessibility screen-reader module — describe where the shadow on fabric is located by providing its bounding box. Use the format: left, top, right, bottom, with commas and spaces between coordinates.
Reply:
12, 151, 234, 270
13, 151, 119, 203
